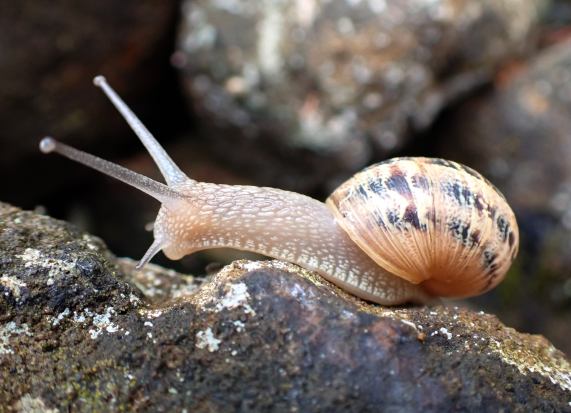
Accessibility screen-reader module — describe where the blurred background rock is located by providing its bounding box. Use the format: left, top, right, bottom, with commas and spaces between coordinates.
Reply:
1, 0, 569, 355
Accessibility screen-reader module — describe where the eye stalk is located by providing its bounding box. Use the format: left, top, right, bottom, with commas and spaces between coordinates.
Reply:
38, 136, 181, 204
39, 76, 198, 270
40, 75, 516, 305
92, 76, 189, 186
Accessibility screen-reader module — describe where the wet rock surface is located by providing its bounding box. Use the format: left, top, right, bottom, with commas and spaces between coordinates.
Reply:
1, 203, 570, 412
175, 0, 547, 192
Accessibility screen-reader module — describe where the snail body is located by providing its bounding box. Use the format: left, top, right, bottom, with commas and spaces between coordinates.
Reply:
40, 76, 519, 305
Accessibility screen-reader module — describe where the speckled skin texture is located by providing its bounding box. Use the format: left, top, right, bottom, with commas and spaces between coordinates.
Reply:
42, 128, 513, 303
39, 80, 432, 305
41, 88, 513, 304
328, 158, 519, 297
155, 182, 431, 305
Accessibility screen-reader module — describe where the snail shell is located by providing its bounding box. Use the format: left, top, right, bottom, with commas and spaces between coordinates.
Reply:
327, 157, 519, 297
40, 76, 520, 305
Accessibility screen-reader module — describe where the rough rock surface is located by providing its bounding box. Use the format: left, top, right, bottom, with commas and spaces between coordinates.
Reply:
176, 0, 547, 192
1, 202, 570, 412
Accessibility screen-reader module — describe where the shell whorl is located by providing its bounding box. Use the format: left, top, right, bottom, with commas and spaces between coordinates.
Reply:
326, 157, 519, 298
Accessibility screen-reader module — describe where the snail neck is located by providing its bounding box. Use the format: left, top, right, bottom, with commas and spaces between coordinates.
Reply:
155, 182, 430, 305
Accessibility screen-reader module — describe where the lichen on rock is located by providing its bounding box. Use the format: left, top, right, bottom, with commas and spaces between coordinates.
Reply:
0, 202, 569, 412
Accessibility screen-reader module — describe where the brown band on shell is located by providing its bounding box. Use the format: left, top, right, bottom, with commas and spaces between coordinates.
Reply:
327, 157, 519, 298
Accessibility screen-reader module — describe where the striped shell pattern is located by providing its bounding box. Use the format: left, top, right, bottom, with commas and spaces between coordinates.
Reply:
326, 157, 519, 298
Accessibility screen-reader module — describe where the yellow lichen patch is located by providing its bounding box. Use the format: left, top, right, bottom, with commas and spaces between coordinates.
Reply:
488, 331, 571, 392
363, 303, 571, 394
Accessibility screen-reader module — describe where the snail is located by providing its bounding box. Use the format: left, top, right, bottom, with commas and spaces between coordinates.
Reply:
39, 76, 519, 306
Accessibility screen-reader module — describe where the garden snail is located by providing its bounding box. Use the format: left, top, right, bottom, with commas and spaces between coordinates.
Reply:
39, 76, 519, 305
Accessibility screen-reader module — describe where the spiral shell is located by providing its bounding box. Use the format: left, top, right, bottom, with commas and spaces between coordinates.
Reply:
326, 157, 519, 298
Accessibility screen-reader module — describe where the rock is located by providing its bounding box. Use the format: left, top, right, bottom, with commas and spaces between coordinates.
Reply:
542, 0, 571, 38
1, 202, 569, 412
116, 258, 203, 306
175, 0, 547, 192
436, 40, 571, 356
0, 204, 138, 319
0, 1, 179, 205
439, 40, 571, 219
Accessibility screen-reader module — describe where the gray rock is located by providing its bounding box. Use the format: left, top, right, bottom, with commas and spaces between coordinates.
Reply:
175, 0, 547, 192
1, 202, 569, 412
0, 203, 138, 319
437, 40, 571, 356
